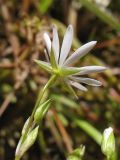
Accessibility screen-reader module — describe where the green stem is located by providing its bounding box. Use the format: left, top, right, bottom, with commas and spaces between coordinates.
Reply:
107, 153, 117, 160
21, 75, 57, 145
15, 156, 20, 160
107, 155, 111, 160
15, 75, 57, 160
38, 130, 47, 153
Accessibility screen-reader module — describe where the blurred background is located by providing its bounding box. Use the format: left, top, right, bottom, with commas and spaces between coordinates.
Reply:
0, 0, 120, 159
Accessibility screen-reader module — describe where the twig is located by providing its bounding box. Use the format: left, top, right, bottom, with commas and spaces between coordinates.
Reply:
96, 38, 120, 49
46, 111, 64, 151
51, 109, 73, 153
0, 63, 15, 68
0, 92, 14, 117
0, 70, 29, 117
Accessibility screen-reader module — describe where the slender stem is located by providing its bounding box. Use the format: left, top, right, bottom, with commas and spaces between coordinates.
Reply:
107, 153, 116, 160
15, 156, 20, 160
15, 75, 57, 160
107, 156, 111, 160
21, 75, 57, 144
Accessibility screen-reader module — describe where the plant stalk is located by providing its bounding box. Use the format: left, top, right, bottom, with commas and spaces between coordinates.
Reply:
23, 74, 57, 140
15, 156, 20, 160
15, 74, 57, 160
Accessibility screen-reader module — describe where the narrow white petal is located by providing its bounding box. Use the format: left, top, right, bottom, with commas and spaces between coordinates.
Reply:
64, 41, 97, 66
43, 33, 51, 56
104, 127, 113, 141
69, 81, 88, 91
44, 49, 50, 62
70, 76, 102, 86
52, 26, 59, 63
64, 79, 78, 98
59, 25, 73, 66
75, 66, 106, 75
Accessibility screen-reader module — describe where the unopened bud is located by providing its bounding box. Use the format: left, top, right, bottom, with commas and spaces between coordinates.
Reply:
16, 126, 39, 159
34, 99, 51, 124
22, 117, 30, 135
101, 127, 115, 158
67, 145, 85, 160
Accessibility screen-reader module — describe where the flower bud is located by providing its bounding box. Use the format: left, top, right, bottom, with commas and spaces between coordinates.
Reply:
34, 99, 51, 124
16, 126, 39, 159
22, 117, 30, 136
101, 127, 115, 158
67, 145, 85, 160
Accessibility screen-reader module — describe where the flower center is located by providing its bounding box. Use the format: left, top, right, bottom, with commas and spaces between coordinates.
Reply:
53, 67, 63, 77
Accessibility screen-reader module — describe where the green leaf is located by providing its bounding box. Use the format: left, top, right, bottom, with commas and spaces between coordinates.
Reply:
52, 94, 78, 109
57, 113, 69, 126
74, 119, 102, 145
38, 0, 53, 14
34, 59, 52, 73
79, 0, 120, 32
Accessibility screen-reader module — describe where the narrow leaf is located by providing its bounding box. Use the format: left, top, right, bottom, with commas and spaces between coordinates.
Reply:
74, 119, 102, 145
79, 0, 120, 32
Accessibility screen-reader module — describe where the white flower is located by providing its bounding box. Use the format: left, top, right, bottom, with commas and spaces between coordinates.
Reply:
35, 25, 106, 94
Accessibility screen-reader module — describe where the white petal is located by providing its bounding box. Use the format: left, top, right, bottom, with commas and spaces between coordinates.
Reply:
59, 25, 73, 66
69, 80, 88, 91
75, 66, 106, 75
104, 127, 113, 141
70, 76, 102, 86
64, 79, 78, 98
44, 49, 50, 62
43, 33, 51, 56
64, 41, 97, 66
52, 26, 59, 63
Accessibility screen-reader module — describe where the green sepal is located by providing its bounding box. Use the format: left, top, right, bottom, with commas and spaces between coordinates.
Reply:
60, 67, 81, 76
34, 59, 52, 73
63, 79, 78, 99
34, 99, 51, 124
22, 117, 30, 136
50, 47, 58, 69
